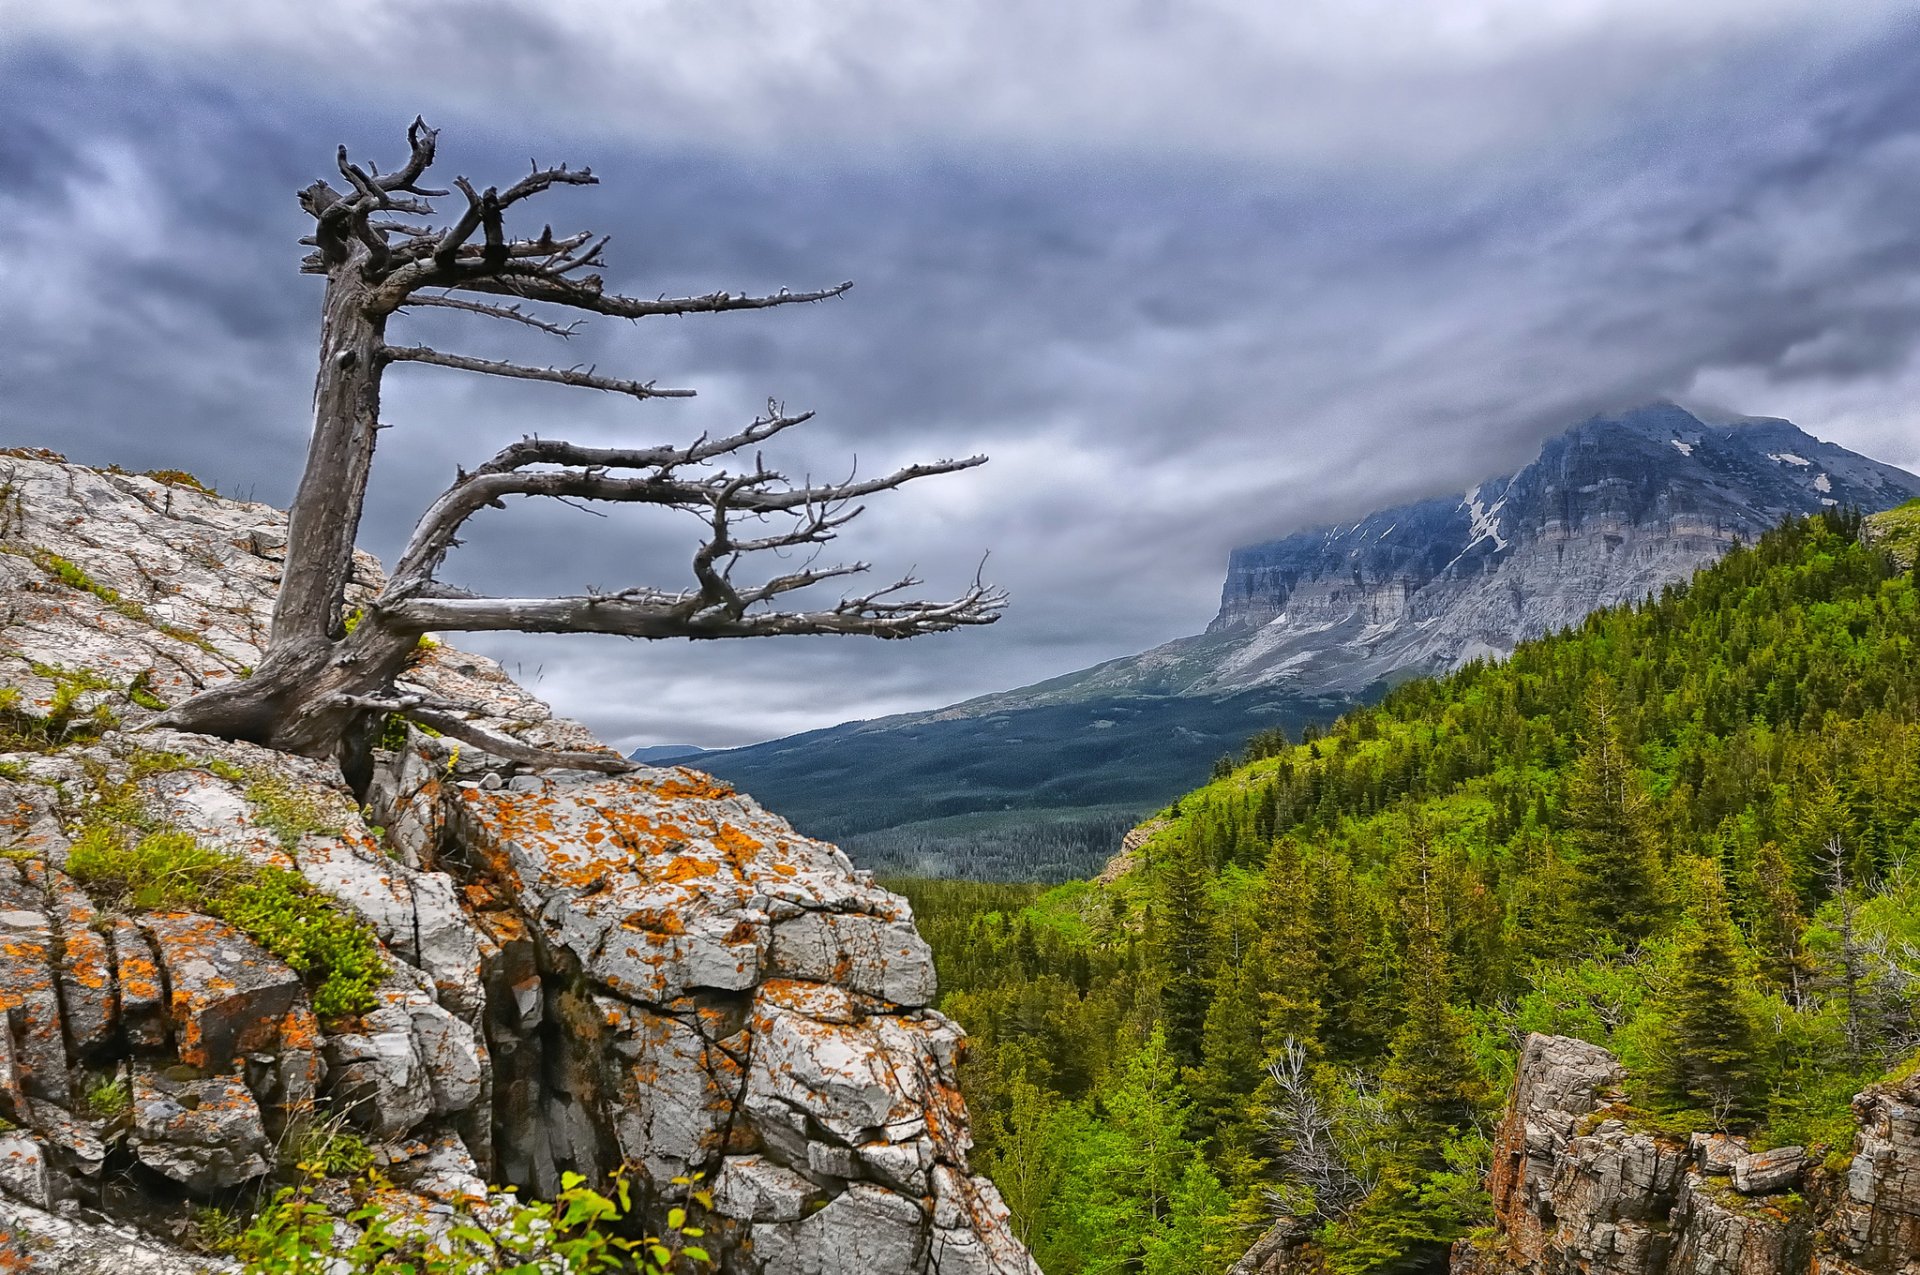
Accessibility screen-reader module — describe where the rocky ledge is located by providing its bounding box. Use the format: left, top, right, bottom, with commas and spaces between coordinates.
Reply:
0, 451, 1035, 1272
1455, 1032, 1920, 1275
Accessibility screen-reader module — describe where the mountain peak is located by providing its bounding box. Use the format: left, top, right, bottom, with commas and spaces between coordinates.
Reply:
1207, 407, 1919, 659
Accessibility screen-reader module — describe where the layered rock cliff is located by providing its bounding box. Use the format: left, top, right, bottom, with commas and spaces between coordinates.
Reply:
1043, 402, 1920, 702
1455, 1033, 1920, 1275
0, 450, 1035, 1272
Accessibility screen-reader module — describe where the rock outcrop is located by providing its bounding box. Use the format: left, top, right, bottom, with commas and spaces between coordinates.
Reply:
0, 450, 1036, 1272
1456, 1033, 1919, 1275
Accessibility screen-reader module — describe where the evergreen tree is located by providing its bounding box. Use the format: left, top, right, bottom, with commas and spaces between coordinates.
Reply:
1158, 841, 1217, 1068
1103, 1029, 1197, 1233
1652, 860, 1761, 1121
1565, 681, 1666, 946
1255, 837, 1325, 1056
979, 1069, 1065, 1249
1141, 1161, 1239, 1275
1381, 845, 1489, 1155
1195, 903, 1266, 1136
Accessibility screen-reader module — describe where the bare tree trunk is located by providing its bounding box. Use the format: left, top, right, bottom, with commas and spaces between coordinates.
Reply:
159, 270, 404, 758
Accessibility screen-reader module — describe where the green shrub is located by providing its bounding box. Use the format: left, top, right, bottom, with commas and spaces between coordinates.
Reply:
239, 1169, 715, 1274
84, 1074, 131, 1119
282, 1120, 376, 1178
68, 827, 383, 1016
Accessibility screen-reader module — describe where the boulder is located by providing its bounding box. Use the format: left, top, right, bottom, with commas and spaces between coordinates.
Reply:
325, 967, 485, 1138
751, 1182, 928, 1275
0, 1133, 57, 1210
47, 874, 116, 1054
143, 911, 303, 1070
0, 904, 71, 1105
131, 1070, 271, 1193
1732, 1146, 1805, 1196
768, 910, 938, 1007
711, 1155, 818, 1223
111, 917, 168, 1050
1691, 1131, 1749, 1176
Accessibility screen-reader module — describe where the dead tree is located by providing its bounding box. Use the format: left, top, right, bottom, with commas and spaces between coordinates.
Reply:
158, 120, 1003, 779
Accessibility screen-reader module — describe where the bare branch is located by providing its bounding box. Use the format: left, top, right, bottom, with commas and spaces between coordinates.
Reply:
473, 407, 813, 475
390, 445, 984, 589
381, 344, 695, 399
337, 692, 636, 773
399, 295, 585, 337
392, 265, 855, 317
380, 579, 1006, 640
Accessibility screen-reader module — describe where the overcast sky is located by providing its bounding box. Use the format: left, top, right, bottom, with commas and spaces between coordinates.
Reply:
6, 2, 1920, 749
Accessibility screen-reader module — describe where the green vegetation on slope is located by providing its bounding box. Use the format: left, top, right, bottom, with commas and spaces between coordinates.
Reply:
898, 508, 1920, 1275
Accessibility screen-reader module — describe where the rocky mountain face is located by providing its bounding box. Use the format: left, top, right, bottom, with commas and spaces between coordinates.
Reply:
1014, 402, 1920, 703
0, 451, 1034, 1272
691, 404, 1920, 875
1234, 1033, 1920, 1275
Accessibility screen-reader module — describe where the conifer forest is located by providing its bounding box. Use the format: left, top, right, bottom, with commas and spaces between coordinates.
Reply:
895, 508, 1920, 1274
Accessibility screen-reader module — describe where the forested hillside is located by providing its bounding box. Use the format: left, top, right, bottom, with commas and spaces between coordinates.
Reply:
894, 506, 1920, 1275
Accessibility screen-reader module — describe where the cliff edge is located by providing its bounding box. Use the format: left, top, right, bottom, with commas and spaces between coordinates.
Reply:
0, 450, 1036, 1273
1455, 1033, 1918, 1275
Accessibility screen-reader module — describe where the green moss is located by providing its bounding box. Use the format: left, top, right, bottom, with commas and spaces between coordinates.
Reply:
67, 826, 382, 1017
138, 468, 216, 496
126, 669, 168, 712
244, 774, 341, 853
0, 664, 120, 751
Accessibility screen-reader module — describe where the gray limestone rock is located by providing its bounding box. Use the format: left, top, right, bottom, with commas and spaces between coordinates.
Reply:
751, 1182, 928, 1275
143, 911, 303, 1071
131, 1070, 270, 1193
711, 1155, 817, 1223
1732, 1146, 1805, 1196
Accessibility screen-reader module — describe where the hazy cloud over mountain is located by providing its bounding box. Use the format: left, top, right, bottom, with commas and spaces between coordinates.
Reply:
7, 2, 1920, 748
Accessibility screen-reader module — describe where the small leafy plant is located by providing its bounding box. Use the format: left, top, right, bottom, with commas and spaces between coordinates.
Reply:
237, 1169, 716, 1273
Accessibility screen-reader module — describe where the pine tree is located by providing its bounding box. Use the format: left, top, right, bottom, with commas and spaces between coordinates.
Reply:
980, 1069, 1065, 1249
1747, 839, 1812, 1003
1158, 841, 1217, 1069
1565, 680, 1666, 946
1255, 837, 1325, 1057
1381, 844, 1489, 1157
1141, 1160, 1238, 1275
1652, 860, 1761, 1121
1194, 904, 1266, 1137
1103, 1029, 1197, 1229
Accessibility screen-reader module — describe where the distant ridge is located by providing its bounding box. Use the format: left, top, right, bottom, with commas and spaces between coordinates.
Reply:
689, 404, 1920, 879
627, 744, 710, 764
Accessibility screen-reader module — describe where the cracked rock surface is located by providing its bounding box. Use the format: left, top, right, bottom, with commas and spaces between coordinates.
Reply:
0, 452, 1036, 1272
1450, 1033, 1920, 1275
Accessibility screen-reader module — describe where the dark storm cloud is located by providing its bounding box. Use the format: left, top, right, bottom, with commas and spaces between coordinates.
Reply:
6, 5, 1920, 749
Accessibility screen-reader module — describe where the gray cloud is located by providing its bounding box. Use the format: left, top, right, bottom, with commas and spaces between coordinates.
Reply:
5, 6, 1920, 750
